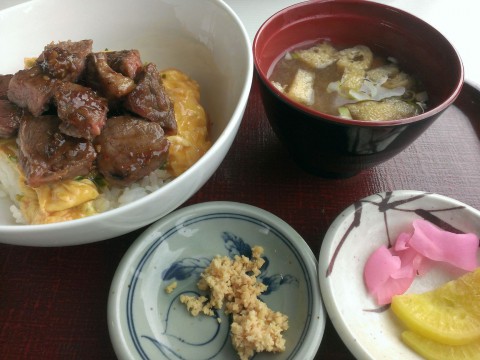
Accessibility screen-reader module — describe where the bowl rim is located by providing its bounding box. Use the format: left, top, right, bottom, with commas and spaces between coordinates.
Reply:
253, 0, 465, 127
0, 0, 254, 243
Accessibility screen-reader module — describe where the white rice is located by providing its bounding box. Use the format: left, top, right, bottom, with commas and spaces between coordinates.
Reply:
93, 168, 172, 212
9, 204, 25, 224
0, 153, 26, 224
0, 155, 21, 202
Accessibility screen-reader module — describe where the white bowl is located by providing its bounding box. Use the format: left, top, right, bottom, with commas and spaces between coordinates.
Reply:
108, 201, 326, 360
0, 0, 253, 246
318, 190, 480, 360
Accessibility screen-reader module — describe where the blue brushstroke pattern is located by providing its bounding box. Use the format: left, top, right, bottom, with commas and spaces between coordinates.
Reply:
162, 257, 211, 281
222, 231, 252, 258
261, 274, 299, 295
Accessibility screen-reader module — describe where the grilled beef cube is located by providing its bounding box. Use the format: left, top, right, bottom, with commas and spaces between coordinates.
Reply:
36, 39, 93, 82
106, 50, 143, 79
84, 52, 136, 100
17, 115, 96, 187
124, 63, 177, 134
95, 115, 169, 187
0, 100, 23, 138
0, 74, 13, 99
54, 82, 108, 140
7, 65, 57, 116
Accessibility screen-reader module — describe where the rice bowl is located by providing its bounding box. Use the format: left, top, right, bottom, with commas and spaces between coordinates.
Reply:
0, 0, 253, 246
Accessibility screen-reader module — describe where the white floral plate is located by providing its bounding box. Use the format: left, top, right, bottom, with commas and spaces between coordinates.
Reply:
108, 201, 325, 360
318, 190, 480, 360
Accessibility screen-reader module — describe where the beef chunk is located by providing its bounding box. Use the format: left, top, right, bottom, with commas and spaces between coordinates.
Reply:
95, 115, 169, 187
84, 52, 136, 100
54, 82, 108, 140
7, 65, 57, 116
0, 74, 13, 100
124, 62, 176, 134
17, 115, 96, 187
0, 100, 23, 138
36, 39, 93, 82
106, 50, 143, 79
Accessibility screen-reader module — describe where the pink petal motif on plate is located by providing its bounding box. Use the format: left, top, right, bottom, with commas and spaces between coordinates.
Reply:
409, 219, 479, 271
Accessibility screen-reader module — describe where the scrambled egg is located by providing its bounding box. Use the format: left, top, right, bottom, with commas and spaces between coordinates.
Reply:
161, 69, 211, 177
19, 179, 98, 224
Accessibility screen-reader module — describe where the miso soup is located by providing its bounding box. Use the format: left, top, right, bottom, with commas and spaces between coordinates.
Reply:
269, 42, 428, 121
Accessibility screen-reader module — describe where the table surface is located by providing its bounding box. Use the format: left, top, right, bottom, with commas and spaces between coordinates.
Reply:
2, 1, 480, 359
1, 74, 480, 359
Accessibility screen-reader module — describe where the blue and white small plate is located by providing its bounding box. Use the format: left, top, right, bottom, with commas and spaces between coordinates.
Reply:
108, 201, 325, 360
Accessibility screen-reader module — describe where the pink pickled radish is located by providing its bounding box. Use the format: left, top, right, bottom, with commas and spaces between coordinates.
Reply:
409, 219, 479, 271
363, 219, 479, 305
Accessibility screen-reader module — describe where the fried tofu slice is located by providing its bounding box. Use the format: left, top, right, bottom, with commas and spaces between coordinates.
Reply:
339, 67, 365, 94
345, 97, 421, 121
287, 69, 315, 106
293, 42, 338, 69
337, 45, 373, 71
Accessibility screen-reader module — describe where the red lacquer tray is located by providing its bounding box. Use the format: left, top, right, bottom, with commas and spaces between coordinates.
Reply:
0, 78, 479, 359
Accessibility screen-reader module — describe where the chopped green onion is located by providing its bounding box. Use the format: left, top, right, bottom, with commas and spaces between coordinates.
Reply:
91, 175, 107, 188
338, 106, 353, 119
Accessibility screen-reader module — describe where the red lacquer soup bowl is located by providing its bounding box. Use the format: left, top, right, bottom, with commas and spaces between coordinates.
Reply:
253, 0, 463, 178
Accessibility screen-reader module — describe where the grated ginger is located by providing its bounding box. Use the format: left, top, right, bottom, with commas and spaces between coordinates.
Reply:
164, 281, 177, 294
180, 246, 289, 360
